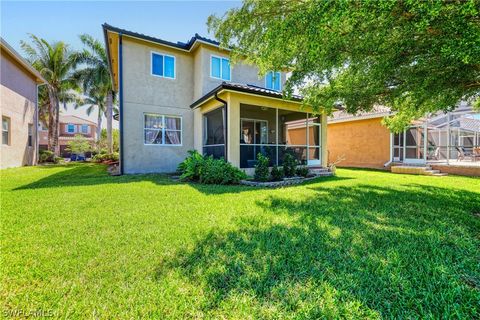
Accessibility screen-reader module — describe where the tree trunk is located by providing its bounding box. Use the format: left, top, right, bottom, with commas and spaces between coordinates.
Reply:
97, 108, 103, 145
47, 87, 56, 152
106, 90, 113, 153
53, 95, 60, 156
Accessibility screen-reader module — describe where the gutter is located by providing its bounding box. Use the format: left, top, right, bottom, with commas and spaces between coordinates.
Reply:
214, 93, 228, 162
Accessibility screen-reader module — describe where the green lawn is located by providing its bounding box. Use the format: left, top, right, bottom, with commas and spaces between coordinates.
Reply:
1, 164, 479, 319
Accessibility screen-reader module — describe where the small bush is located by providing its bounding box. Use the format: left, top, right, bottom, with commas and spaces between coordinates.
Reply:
283, 153, 297, 177
177, 150, 246, 185
296, 166, 309, 177
177, 150, 204, 181
199, 157, 247, 184
39, 150, 55, 163
271, 165, 284, 181
92, 152, 119, 163
254, 153, 270, 182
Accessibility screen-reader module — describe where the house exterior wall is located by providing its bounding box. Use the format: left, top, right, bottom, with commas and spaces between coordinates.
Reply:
0, 51, 37, 169
327, 117, 390, 169
122, 38, 195, 173
192, 44, 286, 101
120, 36, 289, 173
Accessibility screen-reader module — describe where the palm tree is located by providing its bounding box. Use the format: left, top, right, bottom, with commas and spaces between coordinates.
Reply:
21, 34, 78, 154
75, 34, 115, 153
76, 85, 107, 142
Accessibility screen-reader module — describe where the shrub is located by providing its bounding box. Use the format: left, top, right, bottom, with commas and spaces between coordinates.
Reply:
271, 165, 284, 181
296, 166, 309, 177
177, 150, 246, 185
177, 150, 204, 181
283, 153, 297, 177
66, 134, 92, 155
92, 152, 119, 163
39, 150, 55, 163
199, 157, 247, 184
254, 153, 270, 182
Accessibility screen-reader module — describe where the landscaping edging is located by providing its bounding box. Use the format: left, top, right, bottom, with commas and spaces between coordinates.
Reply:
240, 174, 330, 187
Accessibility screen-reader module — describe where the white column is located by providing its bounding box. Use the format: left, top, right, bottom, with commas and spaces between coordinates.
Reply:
447, 112, 450, 165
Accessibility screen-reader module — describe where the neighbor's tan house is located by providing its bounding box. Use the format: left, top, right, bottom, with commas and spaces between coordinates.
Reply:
1, 37, 45, 169
103, 24, 330, 174
39, 115, 97, 157
327, 104, 480, 176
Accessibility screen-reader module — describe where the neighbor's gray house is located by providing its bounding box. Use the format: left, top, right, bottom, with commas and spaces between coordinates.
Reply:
1, 37, 45, 169
103, 24, 329, 174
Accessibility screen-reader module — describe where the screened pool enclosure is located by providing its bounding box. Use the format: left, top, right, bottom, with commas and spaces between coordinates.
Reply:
392, 105, 480, 165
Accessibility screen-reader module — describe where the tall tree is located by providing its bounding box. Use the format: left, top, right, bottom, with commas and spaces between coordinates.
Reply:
75, 34, 115, 153
75, 85, 107, 142
208, 0, 480, 131
21, 35, 79, 153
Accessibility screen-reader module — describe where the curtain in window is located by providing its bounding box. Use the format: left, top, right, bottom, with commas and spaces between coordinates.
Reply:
165, 117, 181, 145
144, 115, 163, 144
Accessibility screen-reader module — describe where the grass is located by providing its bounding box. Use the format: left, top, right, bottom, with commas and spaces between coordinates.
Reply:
1, 163, 479, 319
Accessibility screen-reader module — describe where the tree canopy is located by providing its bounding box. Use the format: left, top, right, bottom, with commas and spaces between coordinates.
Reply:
208, 0, 480, 131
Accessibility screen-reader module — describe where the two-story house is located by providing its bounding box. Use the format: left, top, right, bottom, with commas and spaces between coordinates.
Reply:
103, 24, 329, 174
39, 115, 97, 157
1, 37, 45, 169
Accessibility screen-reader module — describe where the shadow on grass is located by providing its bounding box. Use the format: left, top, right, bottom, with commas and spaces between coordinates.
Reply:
14, 164, 173, 191
156, 184, 480, 318
14, 163, 352, 195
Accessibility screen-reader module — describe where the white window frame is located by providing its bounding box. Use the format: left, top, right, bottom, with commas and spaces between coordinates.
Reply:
265, 71, 281, 91
144, 113, 182, 146
2, 116, 10, 145
210, 54, 231, 81
67, 123, 75, 134
150, 51, 176, 80
81, 124, 89, 134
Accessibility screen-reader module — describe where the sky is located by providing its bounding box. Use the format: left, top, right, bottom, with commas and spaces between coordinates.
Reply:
1, 0, 240, 127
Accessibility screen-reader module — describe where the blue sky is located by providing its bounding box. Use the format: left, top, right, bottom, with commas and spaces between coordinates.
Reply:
1, 1, 240, 126
1, 1, 241, 53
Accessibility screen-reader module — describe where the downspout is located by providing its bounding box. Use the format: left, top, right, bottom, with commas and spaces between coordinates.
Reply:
119, 33, 124, 174
214, 92, 228, 162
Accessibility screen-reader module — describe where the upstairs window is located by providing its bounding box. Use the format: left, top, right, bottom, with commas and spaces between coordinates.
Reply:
2, 116, 10, 145
67, 124, 75, 133
211, 56, 230, 81
151, 52, 175, 79
265, 71, 281, 91
81, 124, 88, 134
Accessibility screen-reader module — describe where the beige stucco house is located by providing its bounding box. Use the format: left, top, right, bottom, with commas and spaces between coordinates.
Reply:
1, 38, 45, 169
103, 24, 328, 174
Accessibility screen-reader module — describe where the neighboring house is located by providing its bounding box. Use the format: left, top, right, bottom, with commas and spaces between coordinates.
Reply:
328, 106, 393, 169
103, 24, 330, 174
39, 115, 97, 157
0, 37, 45, 169
327, 104, 480, 174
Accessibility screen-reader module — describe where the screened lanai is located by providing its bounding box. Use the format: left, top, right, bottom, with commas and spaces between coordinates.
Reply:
392, 104, 480, 165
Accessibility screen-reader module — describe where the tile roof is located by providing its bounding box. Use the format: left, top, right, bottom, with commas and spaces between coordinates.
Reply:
190, 82, 303, 109
328, 105, 393, 123
102, 23, 222, 52
59, 115, 97, 126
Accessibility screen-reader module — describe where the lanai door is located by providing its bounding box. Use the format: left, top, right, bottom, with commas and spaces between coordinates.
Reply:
404, 126, 426, 164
